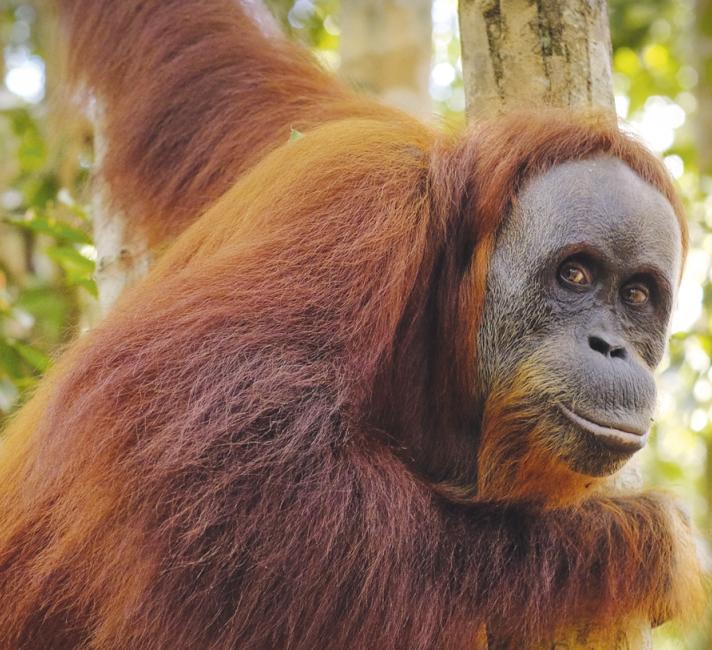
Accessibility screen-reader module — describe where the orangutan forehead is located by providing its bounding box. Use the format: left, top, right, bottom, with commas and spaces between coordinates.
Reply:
498, 156, 682, 284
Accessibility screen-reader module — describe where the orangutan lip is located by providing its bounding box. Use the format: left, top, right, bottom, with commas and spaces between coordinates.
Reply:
558, 404, 648, 453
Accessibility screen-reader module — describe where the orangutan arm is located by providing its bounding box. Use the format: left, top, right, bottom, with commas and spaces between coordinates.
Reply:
442, 491, 699, 646
298, 447, 700, 648
53, 0, 391, 245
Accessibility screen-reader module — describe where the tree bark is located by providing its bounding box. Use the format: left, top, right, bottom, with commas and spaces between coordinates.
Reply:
458, 0, 614, 118
459, 1, 648, 648
90, 114, 153, 315
92, 199, 153, 315
340, 0, 432, 118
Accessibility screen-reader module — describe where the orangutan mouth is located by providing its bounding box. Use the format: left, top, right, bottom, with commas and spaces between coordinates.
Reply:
558, 404, 649, 453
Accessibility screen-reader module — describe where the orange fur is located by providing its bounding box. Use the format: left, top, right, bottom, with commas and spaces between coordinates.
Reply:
0, 1, 703, 647
477, 359, 605, 505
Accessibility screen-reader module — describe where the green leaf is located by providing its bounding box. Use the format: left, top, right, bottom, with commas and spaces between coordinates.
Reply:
7, 213, 92, 245
0, 340, 24, 379
16, 286, 74, 345
11, 342, 50, 373
21, 174, 59, 209
46, 245, 95, 279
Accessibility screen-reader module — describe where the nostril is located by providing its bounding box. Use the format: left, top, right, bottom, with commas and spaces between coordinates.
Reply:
588, 335, 610, 356
588, 334, 628, 360
610, 345, 627, 360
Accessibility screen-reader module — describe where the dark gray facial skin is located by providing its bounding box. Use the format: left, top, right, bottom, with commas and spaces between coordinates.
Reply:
477, 156, 682, 477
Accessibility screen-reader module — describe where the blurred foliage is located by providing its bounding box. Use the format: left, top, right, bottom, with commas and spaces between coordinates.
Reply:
267, 0, 339, 51
0, 1, 94, 424
0, 0, 710, 646
610, 1, 712, 645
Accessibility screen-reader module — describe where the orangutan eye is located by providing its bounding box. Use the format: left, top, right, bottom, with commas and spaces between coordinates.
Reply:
559, 260, 593, 289
621, 283, 650, 306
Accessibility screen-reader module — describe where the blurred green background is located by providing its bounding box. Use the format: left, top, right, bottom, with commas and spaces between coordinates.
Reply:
0, 0, 710, 646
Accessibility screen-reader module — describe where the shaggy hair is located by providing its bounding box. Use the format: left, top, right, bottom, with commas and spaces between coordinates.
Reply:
0, 1, 701, 648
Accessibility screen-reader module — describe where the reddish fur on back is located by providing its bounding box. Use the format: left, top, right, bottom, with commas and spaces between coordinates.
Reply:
0, 1, 702, 648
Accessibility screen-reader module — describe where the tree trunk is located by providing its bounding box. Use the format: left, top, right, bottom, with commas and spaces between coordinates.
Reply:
459, 1, 648, 648
340, 0, 432, 118
458, 0, 614, 118
92, 199, 153, 315
90, 116, 153, 315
